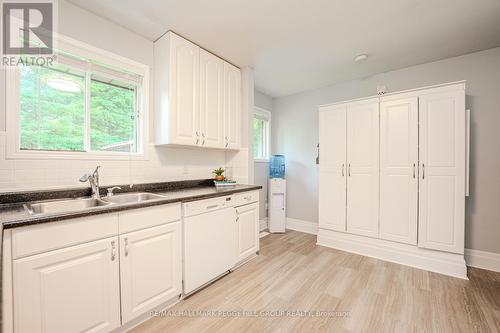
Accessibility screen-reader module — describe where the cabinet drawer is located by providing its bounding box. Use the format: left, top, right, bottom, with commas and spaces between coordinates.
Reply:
119, 203, 181, 234
234, 191, 259, 207
12, 214, 118, 259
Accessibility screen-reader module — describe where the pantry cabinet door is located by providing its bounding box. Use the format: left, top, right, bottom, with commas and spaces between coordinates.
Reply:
169, 33, 200, 146
120, 222, 182, 324
418, 88, 465, 254
13, 237, 120, 333
223, 62, 241, 149
346, 99, 380, 238
200, 49, 224, 148
379, 97, 418, 245
318, 104, 347, 232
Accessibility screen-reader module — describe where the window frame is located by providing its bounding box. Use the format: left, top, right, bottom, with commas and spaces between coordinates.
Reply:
5, 33, 150, 160
253, 106, 271, 163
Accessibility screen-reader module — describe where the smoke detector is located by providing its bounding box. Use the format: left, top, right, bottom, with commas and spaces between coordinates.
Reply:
354, 54, 368, 63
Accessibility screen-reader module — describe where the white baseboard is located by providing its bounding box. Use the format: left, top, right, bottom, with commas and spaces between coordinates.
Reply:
259, 218, 268, 231
465, 248, 500, 272
286, 218, 318, 235
317, 228, 467, 279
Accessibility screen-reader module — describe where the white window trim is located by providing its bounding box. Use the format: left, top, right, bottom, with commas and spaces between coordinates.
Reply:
254, 106, 271, 163
5, 33, 150, 161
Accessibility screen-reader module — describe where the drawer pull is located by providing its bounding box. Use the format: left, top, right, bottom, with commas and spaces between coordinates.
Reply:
111, 241, 116, 261
206, 204, 218, 209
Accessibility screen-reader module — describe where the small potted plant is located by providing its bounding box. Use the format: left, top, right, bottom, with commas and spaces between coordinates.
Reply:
213, 167, 225, 181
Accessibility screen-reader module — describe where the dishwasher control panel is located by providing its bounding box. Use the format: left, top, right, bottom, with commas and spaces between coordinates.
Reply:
182, 195, 235, 217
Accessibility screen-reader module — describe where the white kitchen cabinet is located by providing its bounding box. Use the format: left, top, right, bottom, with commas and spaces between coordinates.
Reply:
418, 89, 466, 254
120, 222, 182, 324
235, 202, 259, 263
346, 99, 379, 238
199, 49, 224, 148
317, 81, 467, 278
318, 104, 347, 232
379, 97, 418, 245
223, 62, 242, 149
13, 237, 121, 333
155, 32, 200, 146
155, 31, 241, 150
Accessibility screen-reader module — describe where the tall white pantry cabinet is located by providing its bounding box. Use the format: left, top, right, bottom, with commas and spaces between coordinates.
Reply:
318, 82, 469, 279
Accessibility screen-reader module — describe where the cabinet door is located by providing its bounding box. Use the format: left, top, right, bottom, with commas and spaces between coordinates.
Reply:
318, 104, 347, 232
379, 97, 418, 245
120, 222, 182, 324
223, 62, 241, 149
235, 203, 259, 262
200, 49, 224, 148
13, 237, 120, 333
346, 100, 380, 238
169, 33, 200, 146
418, 89, 465, 254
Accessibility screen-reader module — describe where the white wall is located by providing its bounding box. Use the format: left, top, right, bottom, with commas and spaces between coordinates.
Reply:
0, 0, 249, 191
272, 47, 500, 254
254, 90, 273, 220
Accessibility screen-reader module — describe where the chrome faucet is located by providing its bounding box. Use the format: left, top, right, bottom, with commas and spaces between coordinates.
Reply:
79, 166, 101, 199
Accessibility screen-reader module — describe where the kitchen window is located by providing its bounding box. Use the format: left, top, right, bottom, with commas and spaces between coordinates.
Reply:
253, 107, 271, 162
6, 35, 149, 159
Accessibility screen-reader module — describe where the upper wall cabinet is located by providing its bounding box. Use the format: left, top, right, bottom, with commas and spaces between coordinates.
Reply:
154, 31, 241, 149
200, 49, 224, 148
224, 62, 242, 149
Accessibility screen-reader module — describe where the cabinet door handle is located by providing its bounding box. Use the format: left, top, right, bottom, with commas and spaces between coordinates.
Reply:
342, 163, 344, 177
236, 215, 239, 222
225, 142, 229, 148
124, 238, 129, 256
111, 240, 116, 261
196, 132, 199, 145
348, 163, 351, 177
422, 163, 425, 180
413, 163, 416, 179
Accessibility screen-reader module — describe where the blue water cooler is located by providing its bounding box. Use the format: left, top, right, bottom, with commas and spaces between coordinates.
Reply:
268, 155, 286, 233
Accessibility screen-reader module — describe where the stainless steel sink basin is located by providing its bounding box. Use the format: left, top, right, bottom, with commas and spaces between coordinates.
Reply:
101, 192, 166, 204
27, 198, 112, 215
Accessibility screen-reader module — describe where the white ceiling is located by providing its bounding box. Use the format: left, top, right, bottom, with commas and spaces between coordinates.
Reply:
67, 0, 500, 97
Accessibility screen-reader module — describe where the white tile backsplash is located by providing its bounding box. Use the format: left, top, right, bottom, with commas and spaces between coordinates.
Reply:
0, 133, 248, 192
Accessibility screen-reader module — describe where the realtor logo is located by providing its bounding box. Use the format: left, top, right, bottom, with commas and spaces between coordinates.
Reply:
1, 1, 57, 67
2, 1, 53, 54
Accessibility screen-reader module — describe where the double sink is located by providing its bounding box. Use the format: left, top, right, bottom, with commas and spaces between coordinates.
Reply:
25, 192, 166, 215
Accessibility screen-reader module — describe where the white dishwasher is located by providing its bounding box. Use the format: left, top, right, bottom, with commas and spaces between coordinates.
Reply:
182, 195, 236, 294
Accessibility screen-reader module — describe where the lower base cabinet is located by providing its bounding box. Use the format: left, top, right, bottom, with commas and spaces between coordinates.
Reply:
120, 222, 182, 324
13, 237, 121, 333
235, 202, 259, 263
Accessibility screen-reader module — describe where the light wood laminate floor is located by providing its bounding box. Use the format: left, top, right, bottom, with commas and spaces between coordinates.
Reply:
132, 231, 500, 333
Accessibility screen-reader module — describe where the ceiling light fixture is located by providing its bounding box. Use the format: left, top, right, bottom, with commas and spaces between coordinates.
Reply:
354, 54, 368, 63
47, 78, 81, 92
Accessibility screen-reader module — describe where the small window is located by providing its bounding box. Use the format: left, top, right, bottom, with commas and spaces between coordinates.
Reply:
19, 61, 140, 154
253, 108, 271, 161
7, 35, 148, 159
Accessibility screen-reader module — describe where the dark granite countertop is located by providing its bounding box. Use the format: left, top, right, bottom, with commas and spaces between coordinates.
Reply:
0, 184, 262, 229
